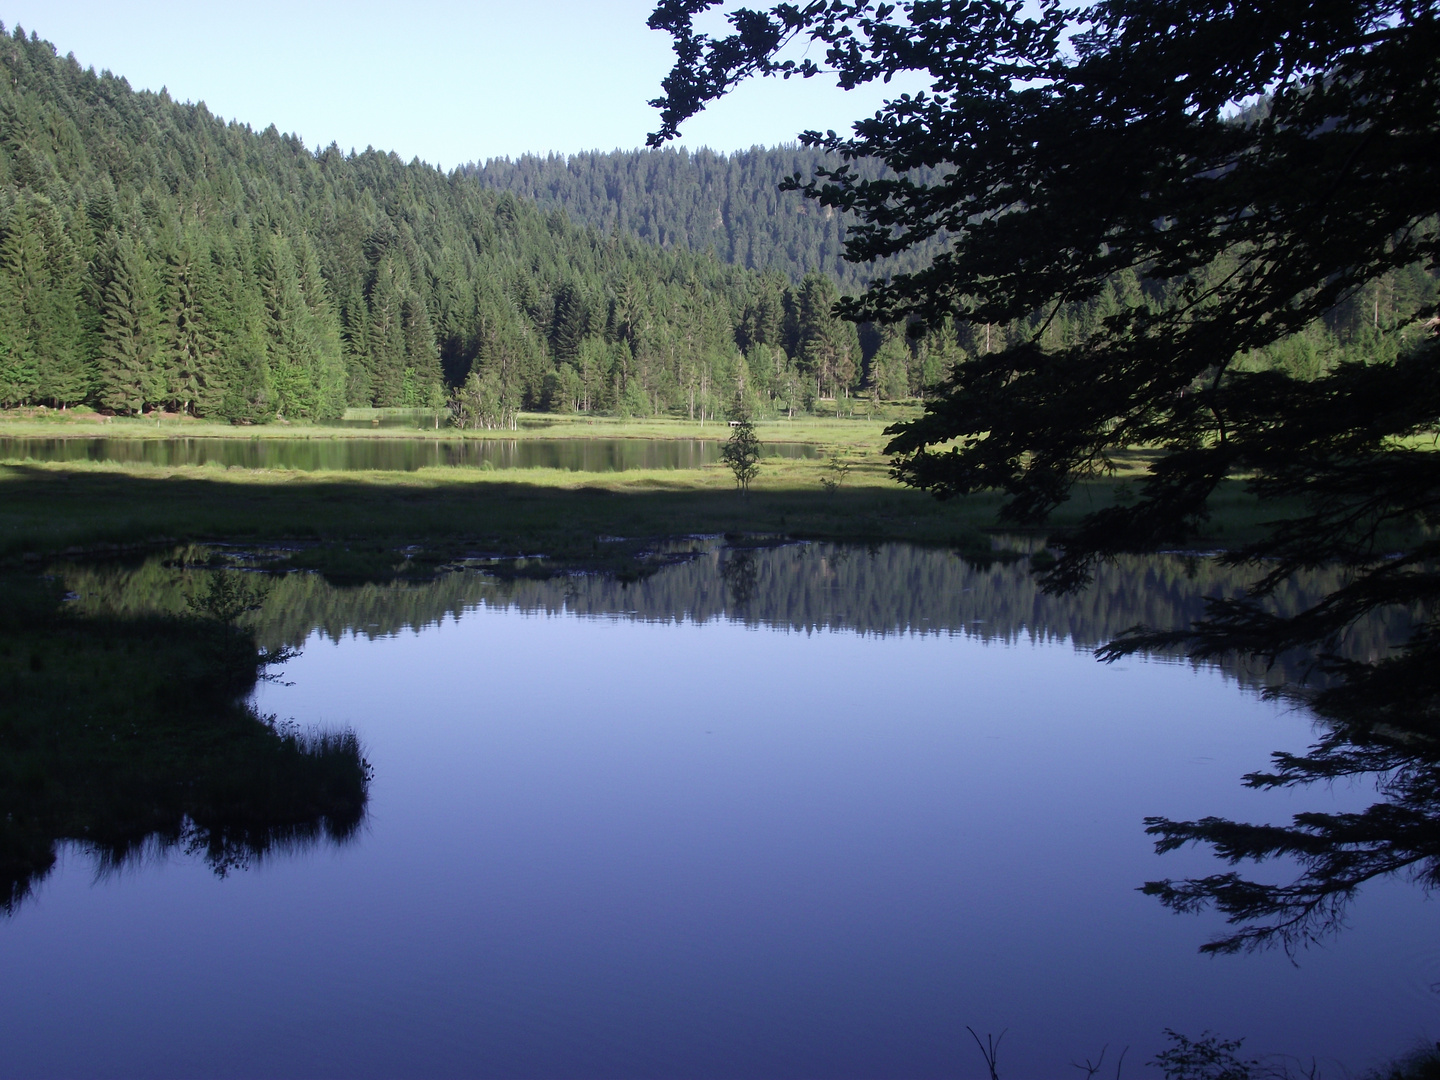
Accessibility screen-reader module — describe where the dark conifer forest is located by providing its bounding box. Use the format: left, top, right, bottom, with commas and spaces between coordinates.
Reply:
0, 23, 1433, 425
466, 146, 947, 290
0, 25, 870, 423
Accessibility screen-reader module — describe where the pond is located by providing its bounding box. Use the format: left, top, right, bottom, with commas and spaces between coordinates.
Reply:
0, 542, 1431, 1079
0, 436, 817, 473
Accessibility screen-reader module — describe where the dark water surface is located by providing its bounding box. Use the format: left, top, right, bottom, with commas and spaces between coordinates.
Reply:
1, 543, 1432, 1078
0, 435, 816, 472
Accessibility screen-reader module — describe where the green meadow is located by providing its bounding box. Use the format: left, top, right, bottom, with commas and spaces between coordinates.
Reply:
0, 410, 1289, 568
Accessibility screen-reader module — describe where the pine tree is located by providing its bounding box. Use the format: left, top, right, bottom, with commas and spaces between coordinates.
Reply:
869, 328, 913, 401
257, 233, 318, 418
366, 257, 407, 407
163, 233, 217, 415
0, 209, 42, 406
338, 289, 371, 407
793, 272, 856, 402
294, 231, 347, 419
94, 234, 160, 415
400, 292, 443, 408
33, 198, 87, 406
549, 282, 586, 363
0, 196, 87, 406
212, 233, 273, 424
0, 197, 70, 405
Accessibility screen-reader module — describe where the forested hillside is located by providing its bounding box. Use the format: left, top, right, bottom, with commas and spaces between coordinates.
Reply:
467, 147, 947, 291
0, 25, 894, 423
0, 24, 1432, 425
468, 145, 1437, 393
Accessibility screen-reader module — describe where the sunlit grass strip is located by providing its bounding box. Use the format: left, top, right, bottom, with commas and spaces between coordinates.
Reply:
0, 409, 918, 447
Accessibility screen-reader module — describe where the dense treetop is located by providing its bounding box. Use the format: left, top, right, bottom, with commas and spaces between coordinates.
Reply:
467, 145, 945, 291
0, 24, 898, 423
0, 19, 1428, 428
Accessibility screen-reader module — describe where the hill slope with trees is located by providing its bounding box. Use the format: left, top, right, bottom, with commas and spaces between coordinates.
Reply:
0, 24, 891, 423
470, 140, 1434, 400
466, 146, 946, 291
0, 23, 1431, 426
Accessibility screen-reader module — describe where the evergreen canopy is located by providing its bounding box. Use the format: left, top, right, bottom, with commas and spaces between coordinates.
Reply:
468, 145, 947, 290
650, 0, 1440, 953
0, 23, 876, 424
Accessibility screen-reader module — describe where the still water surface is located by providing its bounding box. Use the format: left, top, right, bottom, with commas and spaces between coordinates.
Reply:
1, 543, 1432, 1078
0, 436, 816, 472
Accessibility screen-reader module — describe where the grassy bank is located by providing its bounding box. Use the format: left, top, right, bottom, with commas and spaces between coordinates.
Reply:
0, 404, 1304, 563
0, 452, 1290, 566
0, 407, 919, 448
0, 457, 999, 559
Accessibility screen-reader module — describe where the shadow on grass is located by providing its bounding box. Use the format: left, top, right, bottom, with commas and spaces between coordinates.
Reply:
0, 463, 1011, 561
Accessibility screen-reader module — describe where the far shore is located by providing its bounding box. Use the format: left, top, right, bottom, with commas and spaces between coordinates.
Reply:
2, 405, 1331, 567
0, 406, 919, 448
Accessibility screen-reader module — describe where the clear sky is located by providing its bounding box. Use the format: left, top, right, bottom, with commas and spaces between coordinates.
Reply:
0, 1, 924, 169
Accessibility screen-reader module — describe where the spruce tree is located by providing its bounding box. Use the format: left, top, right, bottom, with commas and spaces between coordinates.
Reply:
213, 233, 273, 423
294, 232, 346, 419
400, 293, 443, 408
549, 282, 586, 363
164, 235, 216, 416
94, 234, 160, 415
257, 233, 319, 419
0, 198, 50, 405
32, 198, 87, 406
338, 289, 371, 407
365, 257, 407, 407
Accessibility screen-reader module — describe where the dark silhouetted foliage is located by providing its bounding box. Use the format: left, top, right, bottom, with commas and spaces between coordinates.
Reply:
649, 0, 1440, 952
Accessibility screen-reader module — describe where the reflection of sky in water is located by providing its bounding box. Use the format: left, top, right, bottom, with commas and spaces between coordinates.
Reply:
1, 603, 1432, 1078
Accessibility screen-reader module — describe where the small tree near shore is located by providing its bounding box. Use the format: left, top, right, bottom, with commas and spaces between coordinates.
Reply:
721, 412, 761, 493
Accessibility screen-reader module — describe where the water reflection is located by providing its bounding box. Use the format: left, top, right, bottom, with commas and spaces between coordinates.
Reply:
53, 540, 1397, 688
0, 436, 816, 473
0, 575, 370, 912
31, 539, 1417, 945
3, 543, 1429, 1075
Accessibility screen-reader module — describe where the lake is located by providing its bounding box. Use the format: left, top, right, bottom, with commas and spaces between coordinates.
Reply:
1, 542, 1431, 1078
0, 436, 817, 473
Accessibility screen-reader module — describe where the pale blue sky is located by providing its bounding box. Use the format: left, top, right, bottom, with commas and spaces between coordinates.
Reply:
1, 1, 924, 169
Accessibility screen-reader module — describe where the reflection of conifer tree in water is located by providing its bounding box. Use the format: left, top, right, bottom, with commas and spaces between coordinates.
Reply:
0, 574, 370, 914
57, 544, 1406, 691
720, 548, 759, 607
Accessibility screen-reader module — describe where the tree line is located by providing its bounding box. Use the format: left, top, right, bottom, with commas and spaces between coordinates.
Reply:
469, 145, 1435, 384
466, 145, 948, 292
0, 25, 910, 425
0, 24, 1431, 429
